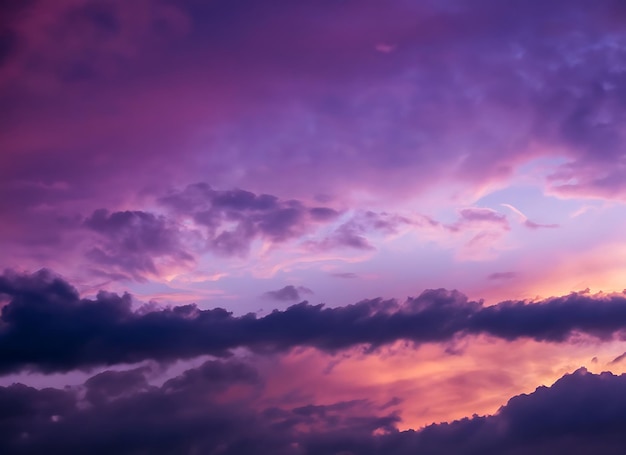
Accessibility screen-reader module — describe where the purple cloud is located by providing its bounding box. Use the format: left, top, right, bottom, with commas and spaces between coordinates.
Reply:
487, 272, 517, 281
4, 0, 626, 239
83, 209, 194, 279
450, 208, 510, 232
160, 183, 340, 256
307, 211, 412, 251
262, 285, 314, 302
330, 272, 359, 279
524, 219, 560, 230
0, 359, 397, 454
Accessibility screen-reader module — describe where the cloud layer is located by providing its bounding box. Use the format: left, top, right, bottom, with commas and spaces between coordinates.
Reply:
0, 361, 624, 454
2, 270, 626, 374
3, 1, 626, 451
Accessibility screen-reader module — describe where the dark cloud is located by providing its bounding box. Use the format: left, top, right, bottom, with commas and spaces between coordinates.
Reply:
159, 183, 340, 257
0, 357, 401, 455
3, 270, 626, 374
83, 209, 194, 279
1, 362, 626, 454
262, 285, 314, 302
0, 29, 16, 69
0, 360, 285, 455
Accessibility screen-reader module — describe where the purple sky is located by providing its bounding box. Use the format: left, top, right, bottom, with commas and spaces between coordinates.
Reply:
2, 0, 626, 453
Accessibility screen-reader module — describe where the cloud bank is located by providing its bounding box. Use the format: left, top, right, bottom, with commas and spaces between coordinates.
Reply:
2, 270, 626, 374
0, 361, 624, 454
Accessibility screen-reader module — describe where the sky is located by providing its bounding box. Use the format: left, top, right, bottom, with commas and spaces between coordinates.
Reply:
2, 0, 626, 453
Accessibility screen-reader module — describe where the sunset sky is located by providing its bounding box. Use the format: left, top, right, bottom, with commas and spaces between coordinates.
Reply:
2, 1, 626, 453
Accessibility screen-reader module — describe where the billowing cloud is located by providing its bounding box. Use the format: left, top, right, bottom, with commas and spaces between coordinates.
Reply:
0, 361, 625, 454
83, 209, 194, 280
160, 183, 341, 257
2, 270, 626, 374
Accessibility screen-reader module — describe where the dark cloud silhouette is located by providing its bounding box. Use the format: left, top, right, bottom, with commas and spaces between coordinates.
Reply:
263, 285, 314, 302
83, 209, 194, 279
3, 270, 626, 374
1, 362, 625, 454
0, 360, 287, 455
159, 183, 340, 256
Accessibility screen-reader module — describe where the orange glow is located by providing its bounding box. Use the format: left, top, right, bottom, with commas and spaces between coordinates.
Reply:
252, 336, 626, 430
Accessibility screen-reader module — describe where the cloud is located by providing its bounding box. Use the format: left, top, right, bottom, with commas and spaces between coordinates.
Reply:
323, 367, 626, 455
456, 208, 510, 228
306, 211, 413, 252
83, 209, 194, 279
501, 203, 559, 230
444, 207, 512, 260
330, 272, 359, 279
0, 358, 399, 455
262, 285, 314, 302
488, 272, 517, 281
1, 361, 626, 454
3, 270, 626, 374
159, 183, 340, 257
3, 0, 626, 254
609, 351, 626, 365
4, 0, 626, 288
